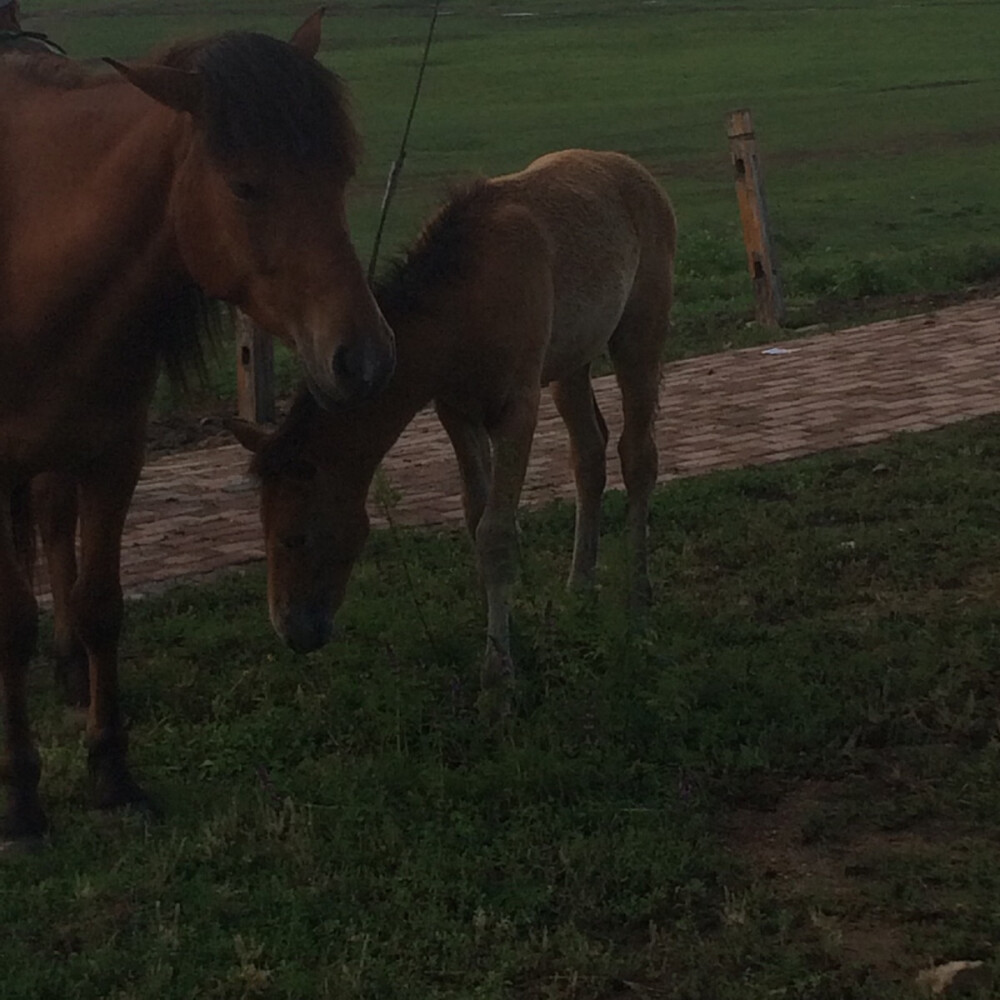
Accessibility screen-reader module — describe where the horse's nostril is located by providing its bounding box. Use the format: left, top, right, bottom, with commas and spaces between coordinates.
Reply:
280, 607, 333, 654
331, 343, 355, 385
331, 338, 394, 395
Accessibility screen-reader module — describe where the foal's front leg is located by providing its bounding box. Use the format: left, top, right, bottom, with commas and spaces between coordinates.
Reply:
434, 399, 492, 537
73, 441, 152, 811
475, 391, 539, 721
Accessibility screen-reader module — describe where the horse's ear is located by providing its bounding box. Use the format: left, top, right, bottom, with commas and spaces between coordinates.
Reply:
289, 7, 325, 58
225, 418, 272, 454
104, 59, 203, 115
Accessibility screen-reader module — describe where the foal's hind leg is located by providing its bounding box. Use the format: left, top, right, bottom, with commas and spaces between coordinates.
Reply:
0, 490, 46, 841
435, 399, 492, 537
608, 295, 670, 608
551, 365, 610, 591
34, 473, 89, 707
72, 440, 153, 813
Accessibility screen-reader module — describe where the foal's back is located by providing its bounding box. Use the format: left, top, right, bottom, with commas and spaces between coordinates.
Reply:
485, 149, 676, 381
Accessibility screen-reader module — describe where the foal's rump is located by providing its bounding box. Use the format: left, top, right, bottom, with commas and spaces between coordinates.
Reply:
490, 149, 676, 378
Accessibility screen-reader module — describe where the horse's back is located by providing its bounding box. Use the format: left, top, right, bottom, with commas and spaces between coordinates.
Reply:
501, 148, 675, 245
488, 149, 675, 379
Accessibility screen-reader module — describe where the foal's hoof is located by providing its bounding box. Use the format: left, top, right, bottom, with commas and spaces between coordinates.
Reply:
54, 650, 90, 708
629, 578, 653, 613
478, 649, 515, 726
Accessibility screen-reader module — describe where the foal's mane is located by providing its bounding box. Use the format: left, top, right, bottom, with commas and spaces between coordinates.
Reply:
374, 180, 496, 319
160, 31, 359, 176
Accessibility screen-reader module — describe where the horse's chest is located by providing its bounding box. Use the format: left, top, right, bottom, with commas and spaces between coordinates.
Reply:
0, 334, 156, 474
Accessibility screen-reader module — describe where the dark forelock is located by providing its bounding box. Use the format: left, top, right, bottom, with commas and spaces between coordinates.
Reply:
374, 180, 494, 318
160, 32, 359, 176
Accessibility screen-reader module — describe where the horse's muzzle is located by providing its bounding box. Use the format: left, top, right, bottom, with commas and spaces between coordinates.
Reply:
308, 320, 396, 409
276, 605, 333, 655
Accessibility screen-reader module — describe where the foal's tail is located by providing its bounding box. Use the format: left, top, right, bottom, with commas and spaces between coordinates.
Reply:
10, 482, 37, 588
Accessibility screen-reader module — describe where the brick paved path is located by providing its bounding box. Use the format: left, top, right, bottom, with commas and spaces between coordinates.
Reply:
46, 296, 1000, 599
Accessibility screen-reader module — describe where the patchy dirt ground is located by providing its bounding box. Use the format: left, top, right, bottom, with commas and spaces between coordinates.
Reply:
145, 394, 296, 458
725, 771, 999, 990
145, 408, 235, 458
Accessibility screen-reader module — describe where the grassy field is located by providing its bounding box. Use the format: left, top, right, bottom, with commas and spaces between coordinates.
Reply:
6, 4, 1000, 996
20, 0, 1000, 402
5, 416, 1000, 997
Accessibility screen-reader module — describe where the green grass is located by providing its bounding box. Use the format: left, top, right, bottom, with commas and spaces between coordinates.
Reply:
19, 0, 1000, 407
8, 7, 1000, 993
6, 416, 1000, 997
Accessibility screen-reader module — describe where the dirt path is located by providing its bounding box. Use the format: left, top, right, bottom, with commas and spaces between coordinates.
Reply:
34, 296, 1000, 599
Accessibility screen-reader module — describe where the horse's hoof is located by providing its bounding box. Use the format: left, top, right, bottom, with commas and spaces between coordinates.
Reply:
91, 769, 161, 819
54, 650, 90, 708
0, 832, 46, 856
1, 798, 49, 849
88, 744, 162, 819
629, 579, 653, 612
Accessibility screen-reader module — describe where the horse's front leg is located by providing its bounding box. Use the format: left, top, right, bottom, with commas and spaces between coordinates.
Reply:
33, 472, 88, 707
475, 391, 539, 723
72, 440, 152, 812
0, 485, 46, 842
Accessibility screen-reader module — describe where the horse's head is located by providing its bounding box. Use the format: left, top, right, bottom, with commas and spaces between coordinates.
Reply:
108, 10, 395, 408
230, 413, 369, 654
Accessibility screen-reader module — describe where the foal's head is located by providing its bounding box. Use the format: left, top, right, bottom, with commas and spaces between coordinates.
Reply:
231, 402, 369, 654
109, 11, 394, 407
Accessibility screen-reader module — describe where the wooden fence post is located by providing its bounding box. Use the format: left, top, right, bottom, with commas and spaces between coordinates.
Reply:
726, 108, 785, 328
234, 309, 276, 424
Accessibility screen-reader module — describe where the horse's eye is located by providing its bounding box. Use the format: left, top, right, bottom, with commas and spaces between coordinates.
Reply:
281, 533, 307, 552
231, 180, 265, 202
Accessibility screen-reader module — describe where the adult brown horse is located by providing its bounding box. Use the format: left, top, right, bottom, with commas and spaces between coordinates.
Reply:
232, 149, 676, 717
0, 11, 395, 843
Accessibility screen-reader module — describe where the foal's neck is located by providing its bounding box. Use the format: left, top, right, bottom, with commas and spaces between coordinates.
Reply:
311, 306, 452, 473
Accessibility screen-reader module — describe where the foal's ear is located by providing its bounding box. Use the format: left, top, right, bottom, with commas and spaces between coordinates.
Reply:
225, 417, 272, 454
104, 59, 203, 115
289, 7, 325, 59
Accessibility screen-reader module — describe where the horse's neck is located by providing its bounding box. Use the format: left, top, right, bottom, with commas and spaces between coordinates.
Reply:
2, 87, 189, 334
6, 81, 184, 210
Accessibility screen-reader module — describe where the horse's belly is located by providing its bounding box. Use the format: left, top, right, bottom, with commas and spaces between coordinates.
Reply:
541, 292, 630, 384
0, 366, 154, 478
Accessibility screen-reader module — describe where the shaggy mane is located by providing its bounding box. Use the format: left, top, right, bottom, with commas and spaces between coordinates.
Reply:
160, 31, 359, 175
374, 180, 496, 319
